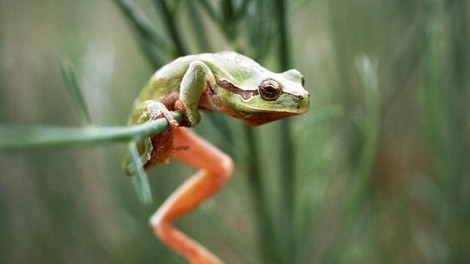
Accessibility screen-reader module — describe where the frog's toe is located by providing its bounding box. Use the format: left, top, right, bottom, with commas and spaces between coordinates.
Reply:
174, 99, 197, 127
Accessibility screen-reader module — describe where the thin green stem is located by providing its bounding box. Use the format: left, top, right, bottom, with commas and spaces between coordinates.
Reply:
113, 0, 171, 68
206, 208, 259, 264
60, 60, 92, 126
234, 0, 251, 20
323, 56, 381, 264
129, 141, 153, 204
0, 111, 183, 150
248, 0, 275, 61
276, 0, 291, 69
218, 1, 238, 43
155, 0, 187, 56
243, 125, 277, 264
422, 1, 470, 261
275, 0, 297, 262
186, 0, 212, 52
197, 0, 218, 22
222, 0, 235, 21
349, 56, 381, 216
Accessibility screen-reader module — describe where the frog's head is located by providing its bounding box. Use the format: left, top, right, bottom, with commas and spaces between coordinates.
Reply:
215, 69, 310, 126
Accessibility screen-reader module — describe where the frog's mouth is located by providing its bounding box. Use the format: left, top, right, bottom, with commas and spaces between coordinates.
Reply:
236, 95, 310, 126
237, 111, 301, 126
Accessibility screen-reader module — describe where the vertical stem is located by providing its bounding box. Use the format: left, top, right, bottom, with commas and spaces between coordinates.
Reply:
128, 141, 153, 205
220, 0, 238, 44
322, 57, 381, 264
113, 0, 169, 68
244, 125, 277, 263
155, 0, 187, 56
276, 0, 291, 69
222, 0, 235, 20
422, 0, 470, 261
275, 0, 296, 262
60, 60, 93, 126
186, 0, 212, 52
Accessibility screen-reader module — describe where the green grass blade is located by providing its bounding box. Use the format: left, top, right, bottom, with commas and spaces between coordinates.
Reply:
60, 60, 92, 126
243, 125, 278, 264
0, 111, 183, 150
186, 0, 212, 52
234, 0, 252, 20
113, 0, 172, 67
275, 0, 297, 262
322, 56, 381, 263
154, 0, 187, 56
354, 56, 380, 187
128, 141, 153, 205
197, 0, 219, 22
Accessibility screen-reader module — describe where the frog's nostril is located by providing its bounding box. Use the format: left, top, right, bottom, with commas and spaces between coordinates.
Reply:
297, 92, 310, 100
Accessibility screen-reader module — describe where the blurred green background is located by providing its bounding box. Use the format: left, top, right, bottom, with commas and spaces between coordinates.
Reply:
1, 0, 469, 263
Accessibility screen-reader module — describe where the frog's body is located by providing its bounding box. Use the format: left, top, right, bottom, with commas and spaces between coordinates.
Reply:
124, 51, 309, 263
131, 52, 308, 125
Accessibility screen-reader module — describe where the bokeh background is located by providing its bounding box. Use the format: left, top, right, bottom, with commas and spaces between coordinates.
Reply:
1, 1, 469, 263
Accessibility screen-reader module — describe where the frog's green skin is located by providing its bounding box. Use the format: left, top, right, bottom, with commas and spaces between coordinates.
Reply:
125, 51, 310, 173
130, 51, 309, 126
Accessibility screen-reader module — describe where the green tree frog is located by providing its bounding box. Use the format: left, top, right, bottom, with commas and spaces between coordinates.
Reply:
123, 51, 309, 264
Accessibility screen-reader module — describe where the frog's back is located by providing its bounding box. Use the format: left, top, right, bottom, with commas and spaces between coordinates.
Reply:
134, 51, 261, 104
199, 52, 264, 85
135, 57, 193, 103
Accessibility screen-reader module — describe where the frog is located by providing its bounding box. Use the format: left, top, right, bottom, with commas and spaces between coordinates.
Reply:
123, 51, 309, 264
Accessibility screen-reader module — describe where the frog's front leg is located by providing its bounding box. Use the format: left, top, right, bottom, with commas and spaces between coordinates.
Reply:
151, 127, 233, 264
175, 60, 216, 127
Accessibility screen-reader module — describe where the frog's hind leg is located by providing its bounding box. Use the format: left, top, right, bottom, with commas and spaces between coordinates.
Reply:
150, 127, 233, 264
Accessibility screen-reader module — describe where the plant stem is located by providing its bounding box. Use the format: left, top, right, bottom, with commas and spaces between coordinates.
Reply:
60, 60, 92, 126
243, 125, 277, 264
129, 141, 153, 204
276, 0, 291, 69
0, 111, 183, 150
275, 0, 297, 262
322, 56, 381, 264
186, 0, 211, 52
113, 0, 171, 68
154, 0, 187, 56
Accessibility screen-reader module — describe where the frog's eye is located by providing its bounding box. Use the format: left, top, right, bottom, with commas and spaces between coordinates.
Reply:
258, 79, 282, 101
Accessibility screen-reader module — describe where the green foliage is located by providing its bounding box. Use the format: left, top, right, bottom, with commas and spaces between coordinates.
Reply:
1, 0, 469, 264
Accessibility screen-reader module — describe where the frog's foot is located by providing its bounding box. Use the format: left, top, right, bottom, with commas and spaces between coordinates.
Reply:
174, 99, 191, 127
123, 101, 181, 173
147, 101, 179, 128
174, 99, 201, 127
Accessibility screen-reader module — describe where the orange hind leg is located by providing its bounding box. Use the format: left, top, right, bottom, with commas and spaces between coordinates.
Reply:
150, 127, 233, 264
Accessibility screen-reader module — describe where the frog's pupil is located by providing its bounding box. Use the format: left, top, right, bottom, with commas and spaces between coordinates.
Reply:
265, 86, 276, 93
